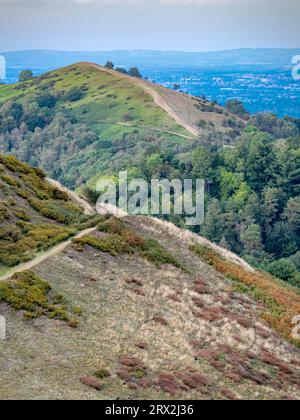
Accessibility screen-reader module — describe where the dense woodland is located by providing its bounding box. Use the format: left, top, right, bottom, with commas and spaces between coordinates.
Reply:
0, 92, 299, 285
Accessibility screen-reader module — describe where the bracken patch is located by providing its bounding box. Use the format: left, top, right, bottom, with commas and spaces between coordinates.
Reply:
192, 244, 300, 347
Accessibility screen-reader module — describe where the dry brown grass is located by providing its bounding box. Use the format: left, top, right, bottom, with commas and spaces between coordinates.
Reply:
192, 245, 300, 347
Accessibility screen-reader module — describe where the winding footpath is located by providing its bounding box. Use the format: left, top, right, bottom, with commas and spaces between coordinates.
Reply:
89, 63, 200, 137
96, 120, 193, 140
0, 227, 97, 282
0, 181, 97, 282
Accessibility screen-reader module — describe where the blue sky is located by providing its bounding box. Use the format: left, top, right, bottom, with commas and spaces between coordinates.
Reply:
0, 0, 299, 52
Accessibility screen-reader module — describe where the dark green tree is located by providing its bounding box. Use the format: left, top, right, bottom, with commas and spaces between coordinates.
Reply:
37, 93, 57, 109
19, 70, 33, 82
201, 199, 223, 243
104, 61, 114, 70
225, 99, 249, 118
115, 67, 128, 74
268, 259, 297, 282
128, 67, 142, 78
240, 223, 264, 261
245, 133, 278, 191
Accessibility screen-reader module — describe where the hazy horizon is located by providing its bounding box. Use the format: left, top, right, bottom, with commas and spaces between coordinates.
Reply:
2, 47, 300, 54
0, 0, 299, 52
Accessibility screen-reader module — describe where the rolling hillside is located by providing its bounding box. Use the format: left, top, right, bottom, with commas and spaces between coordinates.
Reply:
0, 61, 238, 137
0, 155, 300, 400
1, 211, 300, 400
0, 63, 299, 288
3, 49, 300, 118
0, 62, 243, 187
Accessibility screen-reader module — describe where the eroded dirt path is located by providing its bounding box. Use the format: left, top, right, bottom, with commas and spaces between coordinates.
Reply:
0, 227, 97, 282
96, 120, 193, 140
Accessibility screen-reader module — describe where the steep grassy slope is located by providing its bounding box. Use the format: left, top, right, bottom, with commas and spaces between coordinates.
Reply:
0, 62, 191, 140
0, 154, 98, 275
0, 62, 238, 138
1, 214, 300, 400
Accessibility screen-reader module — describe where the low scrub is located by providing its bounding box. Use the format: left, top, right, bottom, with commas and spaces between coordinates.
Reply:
0, 271, 75, 322
0, 222, 74, 267
75, 216, 183, 269
28, 198, 85, 225
0, 203, 10, 222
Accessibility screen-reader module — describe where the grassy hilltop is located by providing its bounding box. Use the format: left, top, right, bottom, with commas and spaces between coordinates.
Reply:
0, 62, 242, 187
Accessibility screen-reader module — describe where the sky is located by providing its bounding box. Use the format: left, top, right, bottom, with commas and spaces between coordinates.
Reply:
0, 0, 299, 52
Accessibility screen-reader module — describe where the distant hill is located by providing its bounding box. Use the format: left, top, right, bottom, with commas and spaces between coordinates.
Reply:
0, 62, 241, 187
1, 48, 300, 117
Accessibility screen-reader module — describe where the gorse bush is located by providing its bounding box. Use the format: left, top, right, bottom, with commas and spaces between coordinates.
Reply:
17, 222, 75, 248
28, 198, 85, 225
0, 222, 74, 266
0, 154, 36, 175
0, 271, 77, 322
0, 204, 9, 222
13, 209, 31, 222
73, 234, 128, 256
64, 86, 86, 102
1, 174, 20, 187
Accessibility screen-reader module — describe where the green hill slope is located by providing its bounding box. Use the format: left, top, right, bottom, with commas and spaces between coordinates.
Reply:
0, 63, 191, 138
